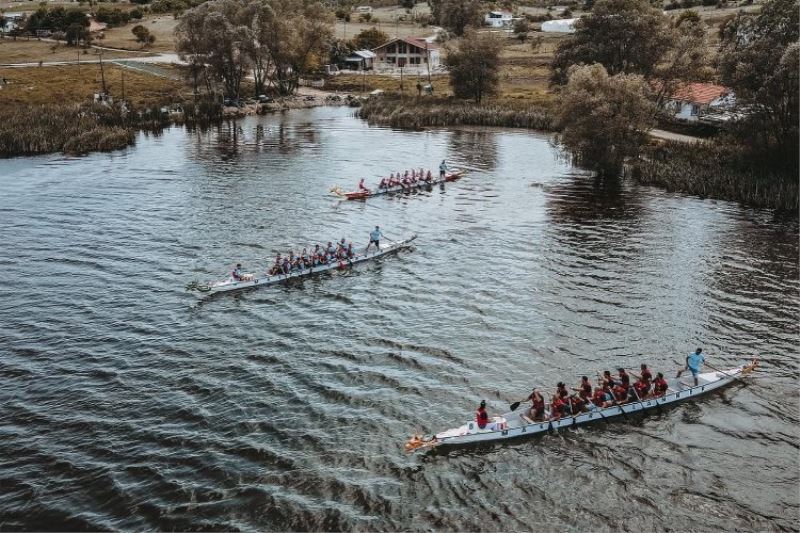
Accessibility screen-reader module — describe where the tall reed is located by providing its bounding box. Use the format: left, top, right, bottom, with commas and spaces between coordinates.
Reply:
634, 141, 798, 212
357, 97, 553, 131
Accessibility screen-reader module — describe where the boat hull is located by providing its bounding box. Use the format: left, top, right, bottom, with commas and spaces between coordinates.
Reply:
412, 361, 756, 451
193, 236, 416, 295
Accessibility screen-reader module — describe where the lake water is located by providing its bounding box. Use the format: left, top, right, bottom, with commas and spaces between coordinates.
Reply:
1, 107, 797, 531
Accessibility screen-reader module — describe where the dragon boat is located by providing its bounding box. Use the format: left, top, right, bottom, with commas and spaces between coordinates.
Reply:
405, 359, 758, 453
331, 170, 465, 200
187, 235, 416, 295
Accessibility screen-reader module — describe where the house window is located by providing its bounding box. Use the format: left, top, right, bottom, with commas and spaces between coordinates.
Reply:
387, 44, 396, 53
398, 42, 407, 53
387, 56, 395, 64
691, 104, 700, 116
410, 57, 420, 65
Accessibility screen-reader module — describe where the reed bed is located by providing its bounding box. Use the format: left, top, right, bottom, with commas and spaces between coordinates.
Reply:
635, 141, 798, 212
357, 97, 553, 131
0, 104, 136, 156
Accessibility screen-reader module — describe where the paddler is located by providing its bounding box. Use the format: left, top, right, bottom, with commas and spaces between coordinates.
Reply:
616, 368, 630, 388
676, 347, 705, 386
526, 389, 546, 421
232, 263, 243, 281
476, 400, 490, 429
572, 376, 593, 401
366, 225, 384, 253
358, 178, 369, 192
652, 372, 669, 397
326, 241, 337, 260
592, 386, 609, 408
439, 159, 448, 178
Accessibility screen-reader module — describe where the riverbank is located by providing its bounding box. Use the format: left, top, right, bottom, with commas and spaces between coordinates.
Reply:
0, 63, 358, 157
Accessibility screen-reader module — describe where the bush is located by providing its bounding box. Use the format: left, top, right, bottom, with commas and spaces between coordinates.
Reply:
130, 7, 144, 19
95, 6, 130, 26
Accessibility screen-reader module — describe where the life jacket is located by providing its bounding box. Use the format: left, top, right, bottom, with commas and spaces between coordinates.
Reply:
593, 390, 606, 405
476, 408, 489, 428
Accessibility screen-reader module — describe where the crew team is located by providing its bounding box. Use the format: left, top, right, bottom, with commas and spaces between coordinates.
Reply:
476, 349, 707, 429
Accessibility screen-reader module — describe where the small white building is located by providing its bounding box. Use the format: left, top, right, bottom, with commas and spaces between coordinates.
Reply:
2, 12, 24, 33
541, 18, 577, 33
344, 50, 376, 71
354, 5, 372, 13
666, 83, 735, 122
484, 10, 513, 28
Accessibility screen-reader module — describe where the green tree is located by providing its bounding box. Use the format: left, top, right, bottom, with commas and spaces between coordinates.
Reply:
718, 0, 799, 167
175, 0, 251, 98
132, 24, 155, 46
251, 0, 333, 95
551, 0, 672, 83
555, 63, 655, 174
176, 0, 333, 97
65, 22, 88, 45
444, 31, 504, 103
351, 26, 388, 50
433, 0, 482, 36
650, 10, 714, 106
513, 17, 529, 41
329, 37, 353, 66
400, 0, 415, 9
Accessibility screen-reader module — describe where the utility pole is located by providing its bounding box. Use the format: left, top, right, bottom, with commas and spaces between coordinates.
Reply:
98, 50, 107, 95
425, 40, 431, 86
121, 68, 125, 101
399, 65, 404, 97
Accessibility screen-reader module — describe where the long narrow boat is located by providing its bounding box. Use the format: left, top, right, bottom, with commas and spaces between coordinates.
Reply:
187, 235, 416, 295
405, 359, 758, 453
331, 170, 465, 200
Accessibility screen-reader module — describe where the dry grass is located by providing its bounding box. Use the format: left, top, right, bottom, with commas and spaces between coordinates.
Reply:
0, 64, 186, 107
326, 33, 561, 110
98, 15, 179, 53
0, 38, 152, 64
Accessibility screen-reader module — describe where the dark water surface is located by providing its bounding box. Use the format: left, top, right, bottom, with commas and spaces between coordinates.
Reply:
0, 107, 797, 531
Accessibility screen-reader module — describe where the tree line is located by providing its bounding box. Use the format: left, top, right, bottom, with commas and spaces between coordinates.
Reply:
176, 0, 332, 98
551, 0, 798, 175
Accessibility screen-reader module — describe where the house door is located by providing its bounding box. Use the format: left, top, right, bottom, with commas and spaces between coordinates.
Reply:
397, 58, 406, 68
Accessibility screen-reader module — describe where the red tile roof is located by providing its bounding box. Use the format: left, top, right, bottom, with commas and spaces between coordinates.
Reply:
373, 37, 439, 52
669, 83, 730, 105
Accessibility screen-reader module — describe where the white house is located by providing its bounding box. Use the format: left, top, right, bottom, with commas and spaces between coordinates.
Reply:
484, 10, 513, 28
372, 37, 440, 72
541, 18, 577, 33
666, 82, 735, 122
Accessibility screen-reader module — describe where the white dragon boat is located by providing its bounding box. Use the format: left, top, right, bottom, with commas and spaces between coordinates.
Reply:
405, 360, 758, 453
187, 235, 416, 295
331, 170, 465, 200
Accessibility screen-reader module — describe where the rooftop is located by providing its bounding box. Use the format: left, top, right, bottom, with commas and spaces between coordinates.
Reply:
669, 82, 731, 105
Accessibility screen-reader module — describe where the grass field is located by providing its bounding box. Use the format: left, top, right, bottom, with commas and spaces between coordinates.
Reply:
325, 32, 565, 109
0, 38, 152, 64
98, 15, 179, 53
0, 64, 186, 107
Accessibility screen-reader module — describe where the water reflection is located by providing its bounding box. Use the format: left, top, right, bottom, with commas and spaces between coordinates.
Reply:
544, 173, 644, 224
446, 129, 499, 172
